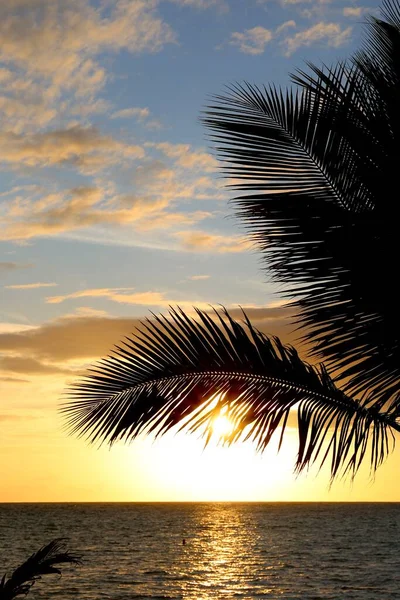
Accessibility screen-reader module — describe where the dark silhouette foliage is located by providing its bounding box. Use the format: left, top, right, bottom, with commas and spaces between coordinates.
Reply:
0, 539, 81, 600
64, 1, 400, 480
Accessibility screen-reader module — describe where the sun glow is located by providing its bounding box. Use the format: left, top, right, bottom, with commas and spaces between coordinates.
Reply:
212, 415, 234, 438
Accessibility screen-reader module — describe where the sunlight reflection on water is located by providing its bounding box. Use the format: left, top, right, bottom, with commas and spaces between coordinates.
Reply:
1, 502, 399, 599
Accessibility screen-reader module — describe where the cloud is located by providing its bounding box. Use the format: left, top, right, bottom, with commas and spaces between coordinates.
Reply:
0, 0, 176, 128
272, 0, 331, 4
174, 230, 252, 253
0, 261, 33, 272
169, 0, 228, 9
5, 282, 57, 289
0, 125, 144, 173
111, 107, 150, 121
148, 142, 218, 172
229, 21, 296, 55
45, 287, 135, 304
343, 7, 368, 17
283, 22, 352, 55
134, 210, 211, 232
0, 355, 73, 375
0, 301, 299, 385
0, 314, 144, 362
46, 288, 168, 306
230, 27, 273, 55
0, 136, 222, 244
275, 20, 297, 35
0, 323, 35, 334
189, 275, 211, 280
111, 107, 163, 130
0, 306, 298, 375
0, 186, 181, 242
45, 287, 214, 310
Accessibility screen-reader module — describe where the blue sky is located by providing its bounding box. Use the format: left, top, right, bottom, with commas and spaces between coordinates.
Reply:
1, 0, 395, 501
0, 0, 377, 324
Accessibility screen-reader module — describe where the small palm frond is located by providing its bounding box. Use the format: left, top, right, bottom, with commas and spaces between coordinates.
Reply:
64, 308, 400, 479
202, 11, 400, 403
0, 539, 81, 600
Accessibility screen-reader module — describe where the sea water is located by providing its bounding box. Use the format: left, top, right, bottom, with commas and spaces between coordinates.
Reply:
0, 502, 399, 599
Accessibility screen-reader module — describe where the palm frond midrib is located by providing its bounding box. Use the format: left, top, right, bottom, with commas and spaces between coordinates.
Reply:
206, 84, 361, 213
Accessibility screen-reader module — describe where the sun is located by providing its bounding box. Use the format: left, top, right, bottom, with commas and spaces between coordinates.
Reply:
211, 415, 234, 438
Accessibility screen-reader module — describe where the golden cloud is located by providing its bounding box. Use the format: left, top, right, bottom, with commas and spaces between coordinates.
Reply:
0, 134, 223, 244
0, 125, 144, 172
0, 0, 176, 128
148, 142, 218, 173
283, 22, 352, 55
174, 230, 253, 253
0, 186, 186, 241
0, 1, 177, 133
5, 282, 57, 289
0, 307, 297, 378
45, 287, 215, 310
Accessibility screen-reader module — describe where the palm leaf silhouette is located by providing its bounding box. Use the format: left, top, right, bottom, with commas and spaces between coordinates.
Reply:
64, 308, 400, 479
203, 71, 399, 402
202, 3, 400, 402
65, 1, 400, 480
0, 539, 81, 600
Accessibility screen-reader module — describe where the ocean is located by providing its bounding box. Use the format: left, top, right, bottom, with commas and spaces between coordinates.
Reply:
0, 503, 399, 599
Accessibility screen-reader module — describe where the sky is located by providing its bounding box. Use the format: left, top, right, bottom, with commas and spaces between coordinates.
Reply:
0, 0, 398, 502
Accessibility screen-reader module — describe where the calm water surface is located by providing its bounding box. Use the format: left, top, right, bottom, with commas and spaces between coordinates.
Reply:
0, 503, 399, 599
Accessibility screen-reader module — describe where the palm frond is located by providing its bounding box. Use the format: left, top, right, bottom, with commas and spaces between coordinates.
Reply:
64, 308, 400, 479
0, 539, 81, 600
202, 14, 400, 402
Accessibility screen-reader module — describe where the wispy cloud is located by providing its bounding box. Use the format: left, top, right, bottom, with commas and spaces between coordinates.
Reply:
0, 183, 214, 243
343, 7, 369, 17
0, 125, 144, 173
283, 22, 352, 55
111, 107, 164, 130
0, 261, 33, 272
189, 275, 211, 280
45, 287, 211, 309
275, 20, 297, 35
46, 287, 133, 304
0, 355, 72, 376
5, 282, 57, 290
174, 230, 252, 253
0, 0, 176, 129
112, 106, 150, 119
230, 26, 273, 55
230, 21, 296, 55
147, 142, 218, 172
69, 306, 111, 318
169, 0, 228, 9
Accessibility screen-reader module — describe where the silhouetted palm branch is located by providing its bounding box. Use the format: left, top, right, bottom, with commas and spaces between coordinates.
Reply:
65, 1, 400, 481
0, 539, 81, 599
202, 4, 400, 403
64, 308, 400, 479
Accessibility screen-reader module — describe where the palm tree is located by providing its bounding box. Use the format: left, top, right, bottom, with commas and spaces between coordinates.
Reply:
0, 539, 81, 599
63, 0, 400, 480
